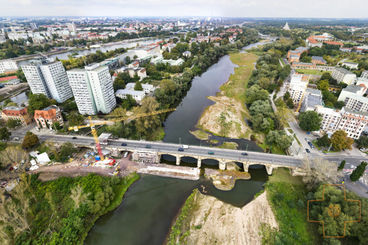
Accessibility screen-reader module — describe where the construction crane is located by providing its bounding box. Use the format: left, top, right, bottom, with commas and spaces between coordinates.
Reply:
68, 108, 175, 161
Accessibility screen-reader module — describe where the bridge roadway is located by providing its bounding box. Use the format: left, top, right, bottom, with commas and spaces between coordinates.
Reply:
35, 134, 302, 168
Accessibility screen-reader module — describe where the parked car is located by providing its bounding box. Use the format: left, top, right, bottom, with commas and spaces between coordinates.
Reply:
308, 142, 314, 149
178, 148, 184, 152
145, 145, 151, 148
241, 152, 248, 156
208, 151, 214, 155
306, 148, 310, 153
121, 143, 127, 146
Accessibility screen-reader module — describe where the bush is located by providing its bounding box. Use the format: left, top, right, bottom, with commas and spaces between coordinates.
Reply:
338, 160, 345, 171
350, 161, 367, 181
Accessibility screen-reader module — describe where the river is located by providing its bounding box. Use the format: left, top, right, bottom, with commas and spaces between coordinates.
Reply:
85, 41, 268, 245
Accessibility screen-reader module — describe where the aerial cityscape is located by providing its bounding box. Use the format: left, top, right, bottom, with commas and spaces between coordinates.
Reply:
0, 1, 368, 245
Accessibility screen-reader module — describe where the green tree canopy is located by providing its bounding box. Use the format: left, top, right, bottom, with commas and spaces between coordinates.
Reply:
355, 135, 368, 149
266, 130, 293, 150
0, 127, 11, 141
28, 93, 55, 115
6, 119, 21, 129
134, 81, 143, 91
299, 111, 322, 132
244, 84, 269, 104
67, 112, 85, 127
350, 161, 367, 181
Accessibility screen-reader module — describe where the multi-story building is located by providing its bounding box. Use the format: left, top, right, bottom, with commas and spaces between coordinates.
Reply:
21, 60, 73, 103
332, 68, 356, 85
39, 61, 73, 103
288, 74, 309, 105
338, 85, 368, 112
0, 59, 18, 74
340, 61, 359, 70
1, 106, 32, 126
315, 105, 368, 139
67, 64, 116, 115
315, 105, 341, 133
337, 108, 368, 139
116, 82, 155, 104
34, 105, 64, 130
287, 47, 308, 63
300, 88, 323, 112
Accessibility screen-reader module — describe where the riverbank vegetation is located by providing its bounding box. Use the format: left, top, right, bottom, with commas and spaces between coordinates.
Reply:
168, 189, 199, 245
0, 173, 139, 244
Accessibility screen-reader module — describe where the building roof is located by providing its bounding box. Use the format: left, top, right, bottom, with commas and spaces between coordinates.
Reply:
116, 89, 145, 97
34, 105, 59, 120
312, 56, 326, 62
0, 76, 17, 82
343, 85, 365, 94
334, 67, 354, 75
2, 106, 28, 116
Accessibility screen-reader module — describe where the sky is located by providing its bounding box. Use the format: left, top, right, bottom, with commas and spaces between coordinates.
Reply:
1, 0, 368, 18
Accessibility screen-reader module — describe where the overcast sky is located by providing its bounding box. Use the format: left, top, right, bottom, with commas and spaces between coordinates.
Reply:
1, 0, 368, 18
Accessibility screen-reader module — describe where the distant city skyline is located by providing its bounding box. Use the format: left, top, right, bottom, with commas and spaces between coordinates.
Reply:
1, 0, 368, 19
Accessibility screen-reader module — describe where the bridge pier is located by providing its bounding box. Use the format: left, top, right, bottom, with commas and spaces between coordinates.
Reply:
176, 155, 181, 165
197, 158, 202, 168
243, 162, 249, 172
266, 165, 273, 175
219, 161, 226, 170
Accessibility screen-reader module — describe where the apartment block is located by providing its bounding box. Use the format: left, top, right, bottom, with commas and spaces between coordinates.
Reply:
332, 67, 356, 85
315, 105, 368, 139
67, 64, 116, 115
288, 73, 309, 105
338, 85, 368, 112
0, 59, 18, 74
22, 59, 73, 103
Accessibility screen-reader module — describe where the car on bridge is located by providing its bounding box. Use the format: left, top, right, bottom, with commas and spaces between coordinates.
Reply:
178, 148, 184, 152
145, 145, 151, 149
208, 151, 214, 155
121, 143, 127, 146
241, 152, 248, 156
72, 136, 77, 139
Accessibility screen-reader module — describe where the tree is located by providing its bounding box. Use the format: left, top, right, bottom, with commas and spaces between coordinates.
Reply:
356, 135, 368, 149
330, 130, 354, 151
6, 119, 21, 129
244, 85, 269, 104
266, 130, 293, 150
55, 142, 77, 162
67, 112, 85, 127
27, 93, 54, 115
299, 111, 322, 132
302, 158, 343, 188
0, 145, 29, 169
338, 160, 346, 171
316, 134, 330, 148
0, 127, 11, 141
350, 161, 367, 181
21, 131, 39, 149
134, 81, 143, 91
133, 97, 162, 139
317, 80, 329, 91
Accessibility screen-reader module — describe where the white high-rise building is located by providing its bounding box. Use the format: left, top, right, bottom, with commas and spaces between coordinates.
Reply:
67, 64, 116, 115
22, 61, 50, 97
0, 59, 18, 73
21, 60, 73, 103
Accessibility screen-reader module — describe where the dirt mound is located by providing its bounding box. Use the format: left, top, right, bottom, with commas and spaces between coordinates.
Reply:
184, 191, 278, 245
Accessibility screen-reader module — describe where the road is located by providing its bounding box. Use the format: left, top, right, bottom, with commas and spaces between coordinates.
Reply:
11, 131, 367, 168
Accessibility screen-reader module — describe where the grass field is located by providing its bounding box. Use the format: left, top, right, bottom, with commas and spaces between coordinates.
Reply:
221, 52, 258, 104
